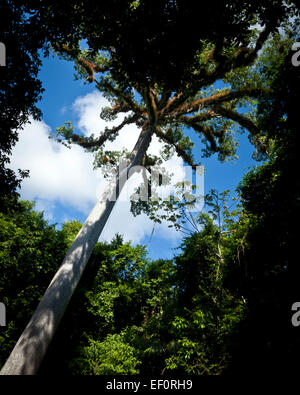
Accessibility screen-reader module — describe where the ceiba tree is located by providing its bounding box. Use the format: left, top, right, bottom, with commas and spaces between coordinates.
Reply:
1, 0, 297, 375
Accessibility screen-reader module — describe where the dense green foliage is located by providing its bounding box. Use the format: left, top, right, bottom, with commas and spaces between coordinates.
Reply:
223, 36, 300, 375
48, 0, 294, 90
0, 202, 245, 375
0, 201, 68, 365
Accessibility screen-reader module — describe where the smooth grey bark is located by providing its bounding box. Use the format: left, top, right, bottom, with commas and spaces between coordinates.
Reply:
0, 125, 153, 375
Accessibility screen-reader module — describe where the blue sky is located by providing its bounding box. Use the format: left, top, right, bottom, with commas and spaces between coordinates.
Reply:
10, 53, 258, 261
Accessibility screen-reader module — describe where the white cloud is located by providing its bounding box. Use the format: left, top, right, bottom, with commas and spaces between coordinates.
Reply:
9, 118, 102, 215
9, 90, 189, 245
72, 90, 140, 152
34, 199, 56, 222
72, 91, 110, 137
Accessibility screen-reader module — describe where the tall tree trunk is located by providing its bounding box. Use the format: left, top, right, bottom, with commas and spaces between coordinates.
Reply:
0, 124, 153, 375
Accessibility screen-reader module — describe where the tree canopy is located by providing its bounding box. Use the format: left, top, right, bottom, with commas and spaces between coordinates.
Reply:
46, 0, 297, 89
46, 2, 297, 183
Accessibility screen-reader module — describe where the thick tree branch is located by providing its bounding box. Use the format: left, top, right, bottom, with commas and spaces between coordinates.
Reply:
157, 90, 172, 110
161, 92, 184, 115
54, 43, 109, 83
179, 110, 220, 124
77, 58, 107, 83
109, 101, 134, 116
213, 105, 260, 135
142, 86, 159, 125
71, 113, 141, 149
234, 25, 272, 67
161, 26, 272, 117
186, 121, 220, 152
154, 127, 195, 166
173, 87, 264, 117
101, 79, 145, 116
